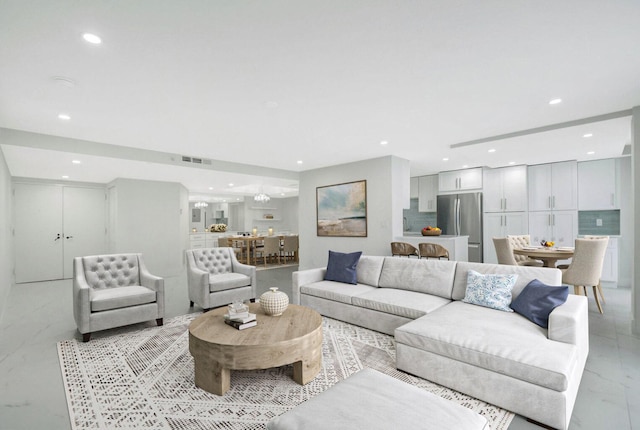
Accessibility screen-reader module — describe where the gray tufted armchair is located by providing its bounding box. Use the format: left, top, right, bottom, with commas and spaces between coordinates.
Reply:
186, 247, 256, 311
73, 253, 165, 342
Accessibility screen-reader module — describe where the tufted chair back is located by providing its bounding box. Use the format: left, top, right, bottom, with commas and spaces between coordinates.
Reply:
82, 254, 140, 289
192, 248, 234, 274
507, 235, 532, 263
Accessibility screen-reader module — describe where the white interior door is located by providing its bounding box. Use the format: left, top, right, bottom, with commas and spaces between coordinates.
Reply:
14, 183, 64, 283
63, 187, 107, 278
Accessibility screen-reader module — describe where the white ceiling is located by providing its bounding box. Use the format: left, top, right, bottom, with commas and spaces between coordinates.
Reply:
0, 1, 638, 199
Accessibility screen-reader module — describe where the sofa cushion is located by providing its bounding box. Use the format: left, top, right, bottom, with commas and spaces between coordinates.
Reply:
90, 285, 156, 312
301, 281, 378, 305
378, 258, 457, 299
83, 254, 140, 289
356, 256, 385, 287
510, 279, 569, 328
462, 270, 517, 312
266, 368, 489, 430
209, 273, 251, 292
325, 251, 362, 284
395, 301, 578, 392
451, 262, 562, 301
352, 288, 451, 319
193, 248, 233, 275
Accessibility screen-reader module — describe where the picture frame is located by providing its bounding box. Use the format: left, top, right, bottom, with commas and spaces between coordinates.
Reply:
316, 180, 367, 237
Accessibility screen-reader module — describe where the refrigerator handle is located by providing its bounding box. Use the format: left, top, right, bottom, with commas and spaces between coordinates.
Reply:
455, 198, 461, 235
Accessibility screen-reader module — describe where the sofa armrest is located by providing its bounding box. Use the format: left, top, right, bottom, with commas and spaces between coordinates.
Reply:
292, 268, 327, 305
186, 251, 211, 306
548, 294, 589, 356
232, 260, 257, 298
137, 254, 165, 318
72, 257, 91, 334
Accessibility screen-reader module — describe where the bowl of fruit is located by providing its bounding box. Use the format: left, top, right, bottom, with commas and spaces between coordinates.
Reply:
540, 240, 555, 248
421, 226, 442, 236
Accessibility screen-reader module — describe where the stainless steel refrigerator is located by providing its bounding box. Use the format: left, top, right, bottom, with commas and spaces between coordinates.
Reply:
437, 192, 483, 263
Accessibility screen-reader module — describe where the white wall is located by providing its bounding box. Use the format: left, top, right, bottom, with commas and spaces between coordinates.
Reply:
243, 196, 299, 234
618, 156, 632, 287
108, 178, 188, 277
632, 106, 639, 335
298, 156, 410, 270
0, 147, 13, 320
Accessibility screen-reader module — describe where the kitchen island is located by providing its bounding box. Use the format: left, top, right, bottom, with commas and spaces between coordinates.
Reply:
397, 234, 469, 261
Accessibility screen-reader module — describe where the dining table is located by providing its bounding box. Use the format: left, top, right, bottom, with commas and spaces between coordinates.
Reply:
513, 247, 574, 268
228, 236, 265, 265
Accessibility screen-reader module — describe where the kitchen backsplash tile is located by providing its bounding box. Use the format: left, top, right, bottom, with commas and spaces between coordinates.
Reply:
578, 210, 620, 235
403, 198, 437, 232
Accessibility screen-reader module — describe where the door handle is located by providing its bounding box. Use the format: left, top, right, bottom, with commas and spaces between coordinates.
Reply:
54, 233, 61, 241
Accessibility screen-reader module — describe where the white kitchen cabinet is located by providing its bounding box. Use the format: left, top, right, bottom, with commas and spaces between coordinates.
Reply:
528, 161, 577, 211
578, 159, 619, 210
439, 168, 483, 193
418, 175, 438, 212
600, 237, 619, 282
483, 165, 527, 212
528, 210, 577, 249
483, 212, 528, 264
410, 177, 419, 199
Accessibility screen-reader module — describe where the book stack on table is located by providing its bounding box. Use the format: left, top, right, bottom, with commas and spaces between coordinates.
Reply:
224, 303, 257, 330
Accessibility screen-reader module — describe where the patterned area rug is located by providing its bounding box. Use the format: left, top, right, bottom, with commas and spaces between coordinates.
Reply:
57, 313, 514, 429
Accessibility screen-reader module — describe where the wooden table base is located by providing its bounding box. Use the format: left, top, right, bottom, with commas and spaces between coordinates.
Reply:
189, 303, 323, 396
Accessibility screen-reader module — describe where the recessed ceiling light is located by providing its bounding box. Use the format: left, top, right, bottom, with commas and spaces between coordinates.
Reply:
297, 160, 303, 164
442, 158, 449, 161
71, 160, 81, 164
549, 98, 562, 105
587, 151, 595, 155
237, 198, 241, 201
228, 183, 234, 187
82, 33, 102, 44
509, 161, 516, 165
281, 193, 285, 196
208, 187, 213, 190
462, 165, 469, 168
380, 140, 388, 146
58, 113, 71, 120
62, 175, 69, 179
583, 133, 593, 138
488, 149, 496, 153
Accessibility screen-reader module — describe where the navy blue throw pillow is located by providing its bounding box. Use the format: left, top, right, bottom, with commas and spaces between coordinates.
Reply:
510, 279, 569, 328
324, 251, 362, 285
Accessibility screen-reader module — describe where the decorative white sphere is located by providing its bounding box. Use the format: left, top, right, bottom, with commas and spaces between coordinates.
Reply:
259, 287, 289, 316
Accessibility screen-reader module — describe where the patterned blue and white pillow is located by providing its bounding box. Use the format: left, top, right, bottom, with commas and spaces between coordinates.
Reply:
462, 270, 518, 312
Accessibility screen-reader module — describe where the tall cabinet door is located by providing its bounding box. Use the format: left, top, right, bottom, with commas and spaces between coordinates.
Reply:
62, 187, 106, 278
14, 183, 64, 283
528, 212, 552, 246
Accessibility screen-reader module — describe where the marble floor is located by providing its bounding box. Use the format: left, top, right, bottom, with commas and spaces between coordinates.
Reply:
0, 272, 638, 430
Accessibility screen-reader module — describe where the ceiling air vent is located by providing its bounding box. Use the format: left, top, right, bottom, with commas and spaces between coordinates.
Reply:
181, 155, 213, 165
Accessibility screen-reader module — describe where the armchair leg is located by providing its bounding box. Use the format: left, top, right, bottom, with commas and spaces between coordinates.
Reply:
156, 318, 163, 326
82, 333, 91, 342
190, 301, 194, 307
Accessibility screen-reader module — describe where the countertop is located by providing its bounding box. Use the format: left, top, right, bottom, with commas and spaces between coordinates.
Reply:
402, 233, 469, 238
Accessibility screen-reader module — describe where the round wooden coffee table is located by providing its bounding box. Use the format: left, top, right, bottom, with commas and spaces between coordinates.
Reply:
188, 302, 323, 396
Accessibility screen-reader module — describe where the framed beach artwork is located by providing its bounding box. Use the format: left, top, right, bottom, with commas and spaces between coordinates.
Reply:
316, 180, 367, 237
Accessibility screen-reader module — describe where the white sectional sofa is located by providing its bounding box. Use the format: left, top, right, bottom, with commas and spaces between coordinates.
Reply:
292, 256, 589, 430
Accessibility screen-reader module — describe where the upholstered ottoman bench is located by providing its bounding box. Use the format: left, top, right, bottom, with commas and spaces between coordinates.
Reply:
267, 368, 489, 430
